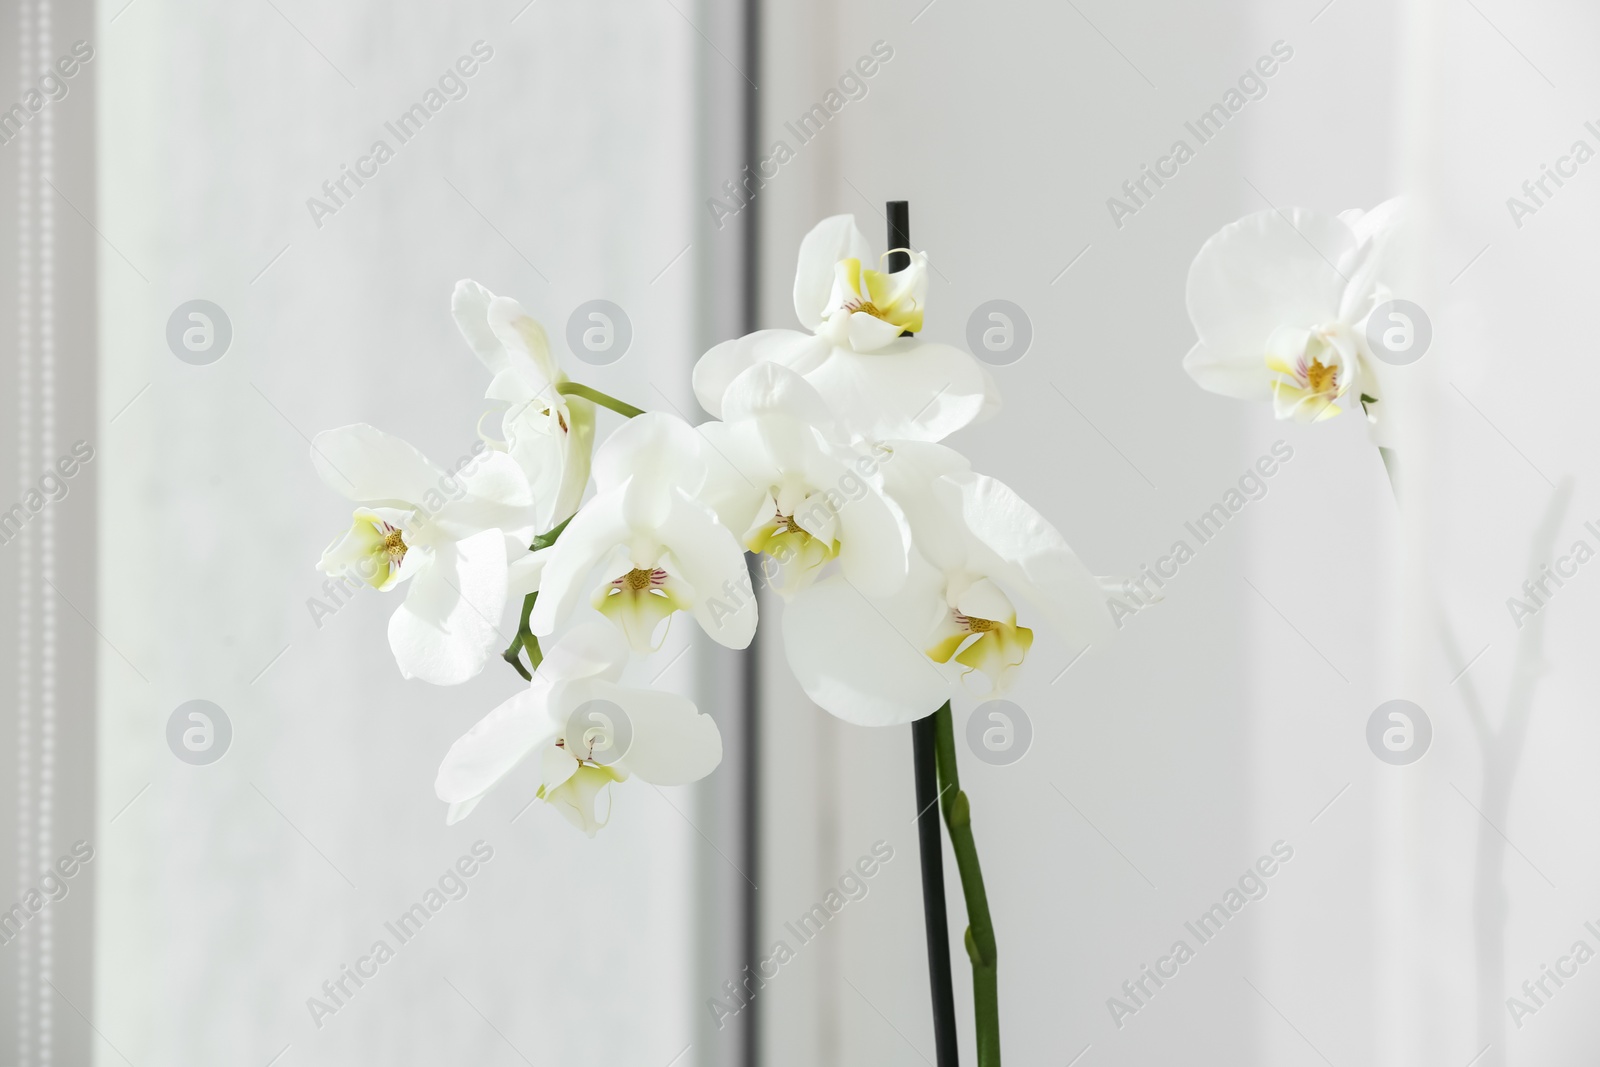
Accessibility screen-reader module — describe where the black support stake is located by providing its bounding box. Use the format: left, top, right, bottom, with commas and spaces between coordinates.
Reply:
892, 198, 960, 1067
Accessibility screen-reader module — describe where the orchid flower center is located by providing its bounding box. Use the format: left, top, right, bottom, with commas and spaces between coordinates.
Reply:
333, 511, 415, 592
926, 608, 1034, 693
844, 296, 886, 321
1265, 326, 1355, 423
747, 505, 839, 596
622, 567, 657, 591
1303, 356, 1338, 395
555, 734, 611, 766
830, 256, 924, 334
382, 527, 408, 564
594, 564, 689, 652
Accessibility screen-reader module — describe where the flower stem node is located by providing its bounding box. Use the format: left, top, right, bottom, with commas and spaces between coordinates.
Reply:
949, 790, 972, 831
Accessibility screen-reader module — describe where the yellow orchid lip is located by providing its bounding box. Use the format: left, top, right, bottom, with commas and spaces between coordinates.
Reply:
834, 256, 924, 334
594, 566, 688, 652
537, 762, 624, 837
746, 508, 839, 594
339, 510, 411, 591
1266, 329, 1353, 423
926, 610, 1034, 691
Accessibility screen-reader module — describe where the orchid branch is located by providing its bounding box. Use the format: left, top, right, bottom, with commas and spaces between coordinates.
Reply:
501, 594, 540, 680
557, 381, 645, 419
932, 701, 1001, 1065
501, 513, 578, 680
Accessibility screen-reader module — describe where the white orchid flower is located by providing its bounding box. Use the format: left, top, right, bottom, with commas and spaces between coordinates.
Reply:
453, 280, 596, 530
314, 425, 538, 685
435, 623, 722, 835
529, 412, 757, 653
698, 363, 910, 600
692, 215, 1000, 442
783, 442, 1109, 726
1182, 199, 1403, 433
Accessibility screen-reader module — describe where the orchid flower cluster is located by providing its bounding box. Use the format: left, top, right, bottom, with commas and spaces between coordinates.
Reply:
313, 215, 1109, 836
1182, 198, 1404, 440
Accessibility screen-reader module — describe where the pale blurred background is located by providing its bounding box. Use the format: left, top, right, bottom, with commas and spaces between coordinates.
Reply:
2, 0, 1599, 1064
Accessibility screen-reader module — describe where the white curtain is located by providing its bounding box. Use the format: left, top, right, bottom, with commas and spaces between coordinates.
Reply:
95, 2, 743, 1065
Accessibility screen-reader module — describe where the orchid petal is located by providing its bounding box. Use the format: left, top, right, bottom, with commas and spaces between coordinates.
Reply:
696, 420, 773, 537
528, 489, 632, 638
593, 411, 708, 500
720, 361, 839, 432
543, 763, 622, 837
429, 450, 538, 542
954, 473, 1109, 649
451, 279, 510, 374
539, 742, 581, 793
801, 340, 995, 441
506, 543, 551, 598
846, 311, 909, 352
565, 679, 722, 785
828, 473, 910, 597
542, 620, 630, 683
782, 569, 950, 727
559, 398, 597, 521
692, 330, 831, 419
1338, 197, 1405, 324
794, 214, 872, 329
445, 797, 484, 826
1184, 208, 1356, 400
388, 529, 509, 685
311, 424, 443, 505
434, 676, 559, 806
657, 494, 757, 649
488, 295, 562, 393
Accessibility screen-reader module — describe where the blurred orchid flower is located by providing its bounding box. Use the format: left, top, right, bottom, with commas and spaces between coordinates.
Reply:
782, 442, 1110, 726
529, 412, 756, 653
313, 424, 537, 685
1182, 199, 1403, 433
453, 280, 596, 530
698, 363, 910, 599
435, 623, 722, 835
692, 214, 999, 441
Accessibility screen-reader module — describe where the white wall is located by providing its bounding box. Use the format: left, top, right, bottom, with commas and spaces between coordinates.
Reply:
752, 0, 1600, 1064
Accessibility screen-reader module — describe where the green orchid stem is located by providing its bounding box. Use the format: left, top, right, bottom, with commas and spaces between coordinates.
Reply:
499, 392, 633, 681
932, 701, 1001, 1065
501, 515, 577, 680
557, 381, 645, 419
532, 514, 573, 551
501, 592, 540, 681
